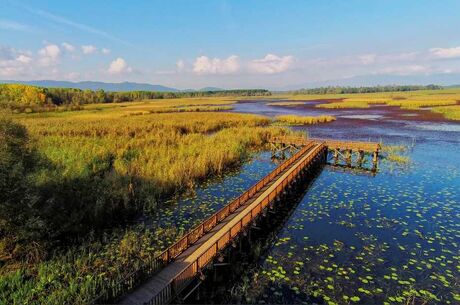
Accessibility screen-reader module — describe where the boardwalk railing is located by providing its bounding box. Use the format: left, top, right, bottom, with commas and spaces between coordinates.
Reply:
270, 136, 380, 153
148, 142, 327, 305
91, 141, 318, 304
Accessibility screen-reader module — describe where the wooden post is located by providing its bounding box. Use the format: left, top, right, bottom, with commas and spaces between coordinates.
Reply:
357, 150, 364, 167
373, 151, 378, 164
372, 150, 379, 172
345, 149, 352, 166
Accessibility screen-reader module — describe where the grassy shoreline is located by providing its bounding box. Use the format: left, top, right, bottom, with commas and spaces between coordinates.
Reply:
275, 115, 336, 125
0, 104, 294, 304
276, 89, 460, 120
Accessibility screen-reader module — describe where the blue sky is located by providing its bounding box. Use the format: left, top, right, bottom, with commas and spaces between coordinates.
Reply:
1, 0, 460, 89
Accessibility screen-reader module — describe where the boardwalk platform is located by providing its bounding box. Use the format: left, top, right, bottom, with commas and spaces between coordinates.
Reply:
270, 136, 380, 169
270, 136, 381, 153
93, 141, 327, 305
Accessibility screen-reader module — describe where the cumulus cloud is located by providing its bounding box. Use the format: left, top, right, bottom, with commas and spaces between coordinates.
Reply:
107, 57, 132, 74
61, 42, 75, 52
193, 55, 239, 75
81, 45, 97, 54
38, 44, 60, 66
0, 46, 33, 77
16, 54, 32, 64
429, 46, 460, 59
248, 54, 294, 74
101, 48, 111, 55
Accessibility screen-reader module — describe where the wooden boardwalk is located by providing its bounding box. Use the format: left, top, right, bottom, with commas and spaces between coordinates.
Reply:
270, 136, 381, 153
99, 141, 327, 305
270, 136, 380, 169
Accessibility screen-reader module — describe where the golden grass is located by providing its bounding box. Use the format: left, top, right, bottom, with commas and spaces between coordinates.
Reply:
276, 89, 460, 120
123, 105, 233, 116
316, 100, 370, 109
386, 99, 458, 109
83, 97, 236, 112
0, 103, 296, 305
15, 109, 288, 200
431, 105, 460, 120
275, 115, 336, 125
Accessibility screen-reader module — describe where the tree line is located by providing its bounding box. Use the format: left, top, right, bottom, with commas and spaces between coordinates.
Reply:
288, 85, 442, 95
0, 84, 270, 112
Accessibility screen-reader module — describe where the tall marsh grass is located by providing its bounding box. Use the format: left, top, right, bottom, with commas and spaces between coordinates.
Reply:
431, 105, 460, 120
0, 107, 292, 305
296, 89, 460, 120
275, 115, 336, 125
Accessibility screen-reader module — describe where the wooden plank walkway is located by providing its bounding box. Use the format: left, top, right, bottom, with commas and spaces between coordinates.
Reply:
113, 141, 327, 305
270, 136, 380, 153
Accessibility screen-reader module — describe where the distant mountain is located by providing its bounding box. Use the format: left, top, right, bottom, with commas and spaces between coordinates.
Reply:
274, 73, 460, 91
0, 80, 178, 92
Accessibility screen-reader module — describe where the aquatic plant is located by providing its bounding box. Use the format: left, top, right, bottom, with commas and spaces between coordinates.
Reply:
236, 145, 460, 304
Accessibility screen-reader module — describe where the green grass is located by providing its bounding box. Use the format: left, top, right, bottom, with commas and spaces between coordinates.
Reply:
0, 103, 293, 305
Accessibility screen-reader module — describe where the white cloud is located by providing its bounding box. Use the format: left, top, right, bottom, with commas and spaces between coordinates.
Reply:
107, 57, 132, 74
248, 54, 294, 74
0, 46, 33, 77
193, 55, 239, 75
176, 59, 185, 71
429, 47, 460, 59
16, 54, 32, 64
82, 45, 97, 54
61, 42, 75, 52
101, 48, 111, 55
38, 44, 60, 66
39, 44, 60, 58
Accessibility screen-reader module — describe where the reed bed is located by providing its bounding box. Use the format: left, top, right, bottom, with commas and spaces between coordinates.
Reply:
124, 105, 233, 116
275, 115, 336, 125
295, 89, 460, 119
431, 105, 460, 120
302, 90, 460, 120
386, 99, 458, 109
0, 106, 293, 304
83, 97, 236, 110
17, 111, 280, 195
316, 100, 371, 109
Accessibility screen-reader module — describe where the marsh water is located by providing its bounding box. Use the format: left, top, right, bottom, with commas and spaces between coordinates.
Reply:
148, 100, 460, 304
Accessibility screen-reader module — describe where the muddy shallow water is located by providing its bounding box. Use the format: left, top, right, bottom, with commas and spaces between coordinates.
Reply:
148, 99, 460, 304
